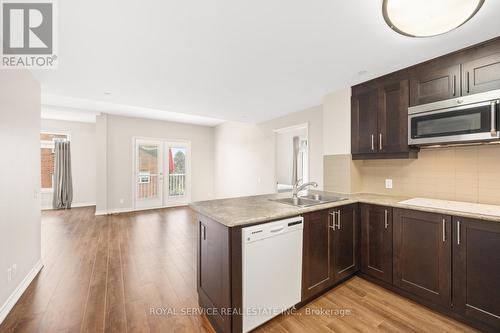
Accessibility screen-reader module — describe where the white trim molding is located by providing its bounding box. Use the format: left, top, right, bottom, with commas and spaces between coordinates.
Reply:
41, 202, 96, 211
0, 260, 43, 325
95, 203, 188, 216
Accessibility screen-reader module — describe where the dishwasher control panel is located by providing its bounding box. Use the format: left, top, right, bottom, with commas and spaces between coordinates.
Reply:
242, 216, 303, 243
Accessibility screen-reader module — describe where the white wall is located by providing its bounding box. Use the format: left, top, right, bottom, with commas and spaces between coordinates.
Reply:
323, 88, 351, 155
0, 70, 41, 322
214, 105, 323, 199
96, 115, 214, 212
40, 119, 97, 209
214, 122, 275, 198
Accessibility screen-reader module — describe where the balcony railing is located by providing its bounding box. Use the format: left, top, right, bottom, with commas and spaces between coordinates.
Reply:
169, 173, 186, 196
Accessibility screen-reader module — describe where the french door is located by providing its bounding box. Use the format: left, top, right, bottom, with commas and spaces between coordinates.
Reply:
134, 139, 190, 209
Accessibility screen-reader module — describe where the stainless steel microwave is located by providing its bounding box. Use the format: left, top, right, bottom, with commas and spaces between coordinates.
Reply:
408, 89, 500, 146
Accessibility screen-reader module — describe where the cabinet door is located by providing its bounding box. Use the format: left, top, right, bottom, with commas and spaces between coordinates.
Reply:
360, 204, 393, 284
462, 53, 500, 95
197, 215, 231, 333
330, 204, 359, 283
453, 217, 500, 330
410, 64, 461, 106
351, 89, 378, 154
393, 209, 451, 307
378, 80, 410, 154
302, 209, 332, 300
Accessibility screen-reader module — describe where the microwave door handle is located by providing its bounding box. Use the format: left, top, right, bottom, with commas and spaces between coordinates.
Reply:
492, 101, 498, 136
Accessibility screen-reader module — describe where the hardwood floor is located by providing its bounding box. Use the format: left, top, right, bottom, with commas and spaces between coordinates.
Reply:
0, 207, 478, 333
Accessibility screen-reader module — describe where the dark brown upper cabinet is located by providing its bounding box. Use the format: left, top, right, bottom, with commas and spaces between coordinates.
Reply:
453, 217, 500, 331
351, 38, 500, 160
409, 63, 461, 106
330, 204, 359, 283
393, 209, 452, 308
378, 80, 410, 154
360, 204, 393, 284
351, 88, 379, 155
462, 52, 500, 96
302, 209, 332, 300
351, 80, 414, 159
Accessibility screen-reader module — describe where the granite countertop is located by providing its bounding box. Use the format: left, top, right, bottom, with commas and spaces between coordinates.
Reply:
189, 190, 500, 227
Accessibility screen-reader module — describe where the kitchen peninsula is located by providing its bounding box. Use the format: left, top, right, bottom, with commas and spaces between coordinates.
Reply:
190, 191, 500, 333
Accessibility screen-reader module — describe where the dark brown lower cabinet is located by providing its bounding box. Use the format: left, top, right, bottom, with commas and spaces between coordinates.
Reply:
360, 204, 393, 284
453, 216, 500, 331
197, 204, 500, 333
302, 209, 332, 300
197, 215, 231, 333
393, 209, 452, 307
330, 204, 359, 283
302, 204, 359, 300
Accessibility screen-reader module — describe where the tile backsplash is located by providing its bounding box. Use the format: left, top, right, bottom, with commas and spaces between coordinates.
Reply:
324, 144, 500, 205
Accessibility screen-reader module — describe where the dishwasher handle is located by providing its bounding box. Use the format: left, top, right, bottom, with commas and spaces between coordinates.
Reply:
270, 226, 285, 233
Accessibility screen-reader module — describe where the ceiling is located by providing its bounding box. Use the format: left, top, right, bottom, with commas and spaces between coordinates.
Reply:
33, 1, 500, 125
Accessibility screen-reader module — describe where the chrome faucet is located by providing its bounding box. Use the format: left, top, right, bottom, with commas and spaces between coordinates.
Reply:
292, 181, 318, 199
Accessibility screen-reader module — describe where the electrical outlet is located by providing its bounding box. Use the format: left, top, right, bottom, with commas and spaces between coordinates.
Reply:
12, 264, 17, 277
385, 179, 393, 189
119, 198, 124, 204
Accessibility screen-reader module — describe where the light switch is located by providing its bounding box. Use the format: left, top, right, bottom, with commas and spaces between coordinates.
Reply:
385, 179, 393, 189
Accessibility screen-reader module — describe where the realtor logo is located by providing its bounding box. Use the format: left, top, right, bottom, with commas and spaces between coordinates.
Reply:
1, 0, 57, 68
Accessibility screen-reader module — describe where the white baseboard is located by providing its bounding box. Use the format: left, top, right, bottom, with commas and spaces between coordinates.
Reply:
95, 203, 188, 216
42, 202, 96, 211
0, 260, 43, 325
94, 209, 108, 216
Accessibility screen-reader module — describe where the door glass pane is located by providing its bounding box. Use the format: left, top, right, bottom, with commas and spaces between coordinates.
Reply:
168, 147, 186, 196
137, 145, 159, 199
41, 147, 54, 189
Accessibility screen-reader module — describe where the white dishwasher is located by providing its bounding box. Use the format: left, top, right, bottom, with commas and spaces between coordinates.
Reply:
242, 216, 303, 332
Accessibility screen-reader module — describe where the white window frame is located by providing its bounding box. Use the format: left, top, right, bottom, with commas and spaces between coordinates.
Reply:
40, 131, 71, 192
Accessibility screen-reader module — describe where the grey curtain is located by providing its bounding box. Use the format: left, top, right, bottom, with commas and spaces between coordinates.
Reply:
52, 141, 73, 209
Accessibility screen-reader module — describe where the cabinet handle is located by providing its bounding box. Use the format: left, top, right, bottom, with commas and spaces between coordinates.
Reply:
329, 212, 335, 230
371, 134, 375, 151
379, 133, 383, 151
457, 221, 461, 245
336, 210, 341, 230
442, 219, 446, 242
466, 72, 470, 93
384, 209, 388, 229
200, 223, 206, 240
452, 75, 456, 96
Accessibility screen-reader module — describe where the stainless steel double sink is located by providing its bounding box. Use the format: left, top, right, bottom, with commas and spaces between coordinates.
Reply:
271, 193, 347, 207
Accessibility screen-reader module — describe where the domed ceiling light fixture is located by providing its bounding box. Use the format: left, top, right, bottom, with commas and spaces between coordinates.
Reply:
382, 0, 485, 37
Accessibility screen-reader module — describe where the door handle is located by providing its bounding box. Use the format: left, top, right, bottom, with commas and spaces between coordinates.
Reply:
329, 212, 335, 230
457, 221, 461, 245
379, 133, 383, 151
384, 209, 388, 229
442, 219, 446, 242
371, 134, 375, 151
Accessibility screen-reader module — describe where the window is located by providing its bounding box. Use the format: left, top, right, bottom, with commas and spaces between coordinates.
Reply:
40, 132, 69, 190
